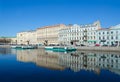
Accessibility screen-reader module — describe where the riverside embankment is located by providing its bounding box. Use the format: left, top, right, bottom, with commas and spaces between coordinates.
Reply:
38, 46, 120, 52
76, 46, 120, 52
0, 45, 120, 52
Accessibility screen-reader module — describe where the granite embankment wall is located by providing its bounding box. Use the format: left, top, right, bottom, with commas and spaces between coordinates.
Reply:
38, 46, 120, 52
0, 45, 120, 52
76, 46, 120, 52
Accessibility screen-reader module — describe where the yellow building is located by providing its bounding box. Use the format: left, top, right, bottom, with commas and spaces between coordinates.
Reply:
36, 24, 66, 45
10, 37, 17, 44
17, 30, 37, 45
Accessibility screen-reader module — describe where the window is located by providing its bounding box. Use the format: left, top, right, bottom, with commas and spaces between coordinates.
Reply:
107, 32, 109, 34
107, 36, 109, 39
116, 36, 118, 39
103, 36, 105, 39
111, 31, 113, 34
99, 37, 101, 40
111, 36, 113, 39
99, 32, 101, 35
111, 54, 113, 57
77, 37, 78, 40
116, 60, 118, 63
116, 31, 118, 34
103, 32, 105, 34
91, 36, 92, 39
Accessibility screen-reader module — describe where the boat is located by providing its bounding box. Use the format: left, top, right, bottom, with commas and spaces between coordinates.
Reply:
11, 45, 21, 49
11, 45, 37, 49
45, 46, 76, 52
21, 45, 36, 49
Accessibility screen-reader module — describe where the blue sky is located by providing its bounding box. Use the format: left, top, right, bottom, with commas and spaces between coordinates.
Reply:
0, 0, 120, 36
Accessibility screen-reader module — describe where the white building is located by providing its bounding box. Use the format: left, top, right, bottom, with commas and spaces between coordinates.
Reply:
59, 21, 101, 45
96, 24, 120, 46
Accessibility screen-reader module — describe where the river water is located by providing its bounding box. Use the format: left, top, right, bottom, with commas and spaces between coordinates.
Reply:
0, 48, 120, 82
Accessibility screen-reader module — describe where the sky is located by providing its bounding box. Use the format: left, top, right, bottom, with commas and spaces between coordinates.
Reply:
0, 0, 120, 36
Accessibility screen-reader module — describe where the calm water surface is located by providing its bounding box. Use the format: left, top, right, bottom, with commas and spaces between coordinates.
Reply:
0, 48, 120, 82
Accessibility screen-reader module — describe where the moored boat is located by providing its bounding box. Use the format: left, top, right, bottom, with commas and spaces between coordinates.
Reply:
11, 45, 21, 49
45, 46, 76, 52
21, 45, 36, 49
11, 45, 37, 49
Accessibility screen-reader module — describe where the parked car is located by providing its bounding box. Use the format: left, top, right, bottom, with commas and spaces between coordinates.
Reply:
95, 44, 100, 46
56, 44, 60, 46
76, 44, 80, 46
80, 44, 86, 46
87, 44, 95, 47
111, 44, 117, 47
38, 44, 43, 46
48, 44, 56, 46
102, 44, 108, 47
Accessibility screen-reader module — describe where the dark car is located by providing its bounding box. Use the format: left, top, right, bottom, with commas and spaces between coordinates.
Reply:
102, 44, 108, 47
48, 44, 56, 46
80, 44, 86, 46
111, 44, 117, 47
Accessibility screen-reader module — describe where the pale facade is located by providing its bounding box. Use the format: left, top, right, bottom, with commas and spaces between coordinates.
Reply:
36, 24, 66, 45
59, 21, 101, 45
17, 30, 37, 45
10, 37, 17, 44
96, 24, 120, 46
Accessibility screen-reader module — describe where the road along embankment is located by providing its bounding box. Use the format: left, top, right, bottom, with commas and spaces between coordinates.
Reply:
76, 46, 120, 52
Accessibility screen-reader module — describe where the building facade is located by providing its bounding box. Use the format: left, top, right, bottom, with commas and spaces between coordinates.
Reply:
16, 21, 120, 46
10, 37, 17, 44
36, 24, 66, 45
97, 24, 120, 46
59, 21, 101, 45
0, 37, 16, 45
17, 30, 37, 45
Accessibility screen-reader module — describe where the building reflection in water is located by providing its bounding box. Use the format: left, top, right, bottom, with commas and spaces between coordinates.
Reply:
13, 49, 65, 70
11, 49, 120, 75
0, 48, 12, 55
59, 51, 120, 75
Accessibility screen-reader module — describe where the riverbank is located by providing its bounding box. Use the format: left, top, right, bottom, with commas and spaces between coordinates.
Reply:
0, 45, 120, 52
38, 46, 120, 52
76, 46, 120, 52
